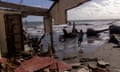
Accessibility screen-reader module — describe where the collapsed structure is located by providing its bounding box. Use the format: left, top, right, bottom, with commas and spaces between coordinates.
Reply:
0, 0, 90, 58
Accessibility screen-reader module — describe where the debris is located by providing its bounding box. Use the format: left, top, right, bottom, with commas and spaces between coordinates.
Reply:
95, 67, 110, 72
88, 62, 97, 69
80, 58, 97, 62
109, 34, 119, 45
97, 60, 110, 68
78, 58, 110, 72
64, 71, 70, 72
109, 25, 120, 34
86, 28, 108, 37
77, 68, 89, 72
86, 28, 99, 37
70, 63, 81, 69
49, 60, 72, 72
63, 56, 77, 60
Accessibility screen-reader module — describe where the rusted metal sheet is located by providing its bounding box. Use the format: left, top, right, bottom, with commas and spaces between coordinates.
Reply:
15, 67, 29, 72
49, 60, 72, 72
15, 56, 71, 72
15, 56, 54, 72
0, 57, 7, 64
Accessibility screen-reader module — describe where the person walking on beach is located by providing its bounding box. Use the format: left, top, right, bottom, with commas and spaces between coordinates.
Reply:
78, 30, 84, 47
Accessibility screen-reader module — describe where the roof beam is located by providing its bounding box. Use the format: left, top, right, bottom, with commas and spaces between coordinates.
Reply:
51, 0, 59, 2
0, 1, 48, 13
0, 8, 48, 16
22, 11, 49, 16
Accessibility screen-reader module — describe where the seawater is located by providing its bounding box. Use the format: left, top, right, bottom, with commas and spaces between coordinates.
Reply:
23, 20, 120, 59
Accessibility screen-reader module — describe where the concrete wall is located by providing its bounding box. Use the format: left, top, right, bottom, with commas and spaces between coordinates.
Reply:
0, 10, 21, 56
50, 0, 90, 24
44, 0, 89, 33
44, 16, 52, 33
0, 12, 8, 56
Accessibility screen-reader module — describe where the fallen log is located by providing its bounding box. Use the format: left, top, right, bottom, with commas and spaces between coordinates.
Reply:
109, 25, 120, 34
86, 28, 108, 37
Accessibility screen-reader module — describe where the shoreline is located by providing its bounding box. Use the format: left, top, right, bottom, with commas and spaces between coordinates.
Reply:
82, 43, 120, 71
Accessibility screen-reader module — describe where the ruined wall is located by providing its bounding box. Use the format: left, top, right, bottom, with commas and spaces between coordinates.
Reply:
44, 16, 52, 33
50, 0, 90, 24
44, 0, 90, 33
0, 10, 22, 57
0, 12, 8, 56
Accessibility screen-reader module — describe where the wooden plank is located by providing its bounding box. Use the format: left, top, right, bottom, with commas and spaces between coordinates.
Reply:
22, 11, 48, 16
51, 0, 59, 2
0, 9, 48, 16
0, 1, 48, 13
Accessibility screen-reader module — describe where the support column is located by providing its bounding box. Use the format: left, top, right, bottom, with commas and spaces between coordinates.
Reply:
50, 0, 90, 24
44, 15, 55, 56
44, 16, 51, 33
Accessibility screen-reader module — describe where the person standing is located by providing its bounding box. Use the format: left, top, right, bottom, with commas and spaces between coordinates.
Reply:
78, 30, 84, 47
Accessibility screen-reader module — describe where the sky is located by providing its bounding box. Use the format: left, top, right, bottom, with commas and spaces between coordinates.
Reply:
2, 0, 53, 8
68, 0, 120, 20
2, 0, 53, 22
2, 0, 120, 21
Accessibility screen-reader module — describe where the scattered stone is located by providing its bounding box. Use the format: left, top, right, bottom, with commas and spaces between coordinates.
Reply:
80, 58, 97, 62
64, 71, 70, 72
95, 67, 110, 72
88, 62, 97, 70
97, 60, 110, 68
70, 63, 81, 69
77, 68, 89, 72
63, 55, 77, 60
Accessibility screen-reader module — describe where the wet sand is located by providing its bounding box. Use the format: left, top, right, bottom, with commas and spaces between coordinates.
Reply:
25, 24, 120, 71
54, 35, 120, 72
83, 43, 120, 72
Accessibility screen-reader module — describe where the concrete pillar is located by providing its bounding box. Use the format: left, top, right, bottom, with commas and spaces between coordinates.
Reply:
44, 16, 52, 33
0, 12, 8, 56
44, 15, 55, 54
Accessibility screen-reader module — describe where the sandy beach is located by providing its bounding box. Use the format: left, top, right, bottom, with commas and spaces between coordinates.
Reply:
25, 24, 120, 72
82, 42, 120, 72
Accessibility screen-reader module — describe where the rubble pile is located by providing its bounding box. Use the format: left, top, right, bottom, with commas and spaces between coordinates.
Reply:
70, 58, 110, 72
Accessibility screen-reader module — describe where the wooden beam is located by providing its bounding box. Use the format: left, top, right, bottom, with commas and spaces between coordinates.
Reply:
50, 0, 59, 2
22, 11, 49, 16
0, 1, 48, 13
0, 8, 48, 16
50, 0, 90, 24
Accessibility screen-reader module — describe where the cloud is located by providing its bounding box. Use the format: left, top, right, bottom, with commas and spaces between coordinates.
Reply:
67, 0, 120, 20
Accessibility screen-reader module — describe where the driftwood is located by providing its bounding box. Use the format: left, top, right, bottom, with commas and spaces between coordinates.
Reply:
59, 28, 78, 41
86, 28, 108, 37
109, 25, 120, 34
109, 34, 119, 45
